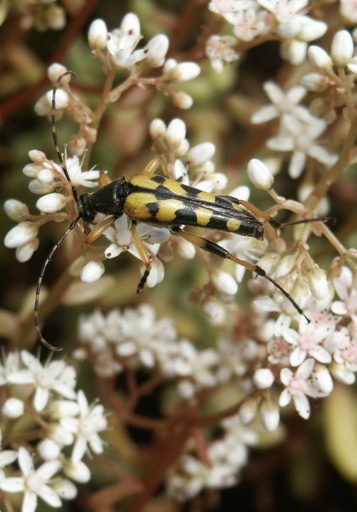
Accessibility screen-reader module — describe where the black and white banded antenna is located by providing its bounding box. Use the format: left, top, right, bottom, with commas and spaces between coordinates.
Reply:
34, 71, 82, 351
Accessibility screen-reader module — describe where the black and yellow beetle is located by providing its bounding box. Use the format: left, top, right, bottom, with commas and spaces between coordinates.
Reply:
35, 72, 320, 350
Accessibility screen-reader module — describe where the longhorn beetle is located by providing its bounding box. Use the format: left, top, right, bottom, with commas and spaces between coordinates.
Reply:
35, 71, 324, 351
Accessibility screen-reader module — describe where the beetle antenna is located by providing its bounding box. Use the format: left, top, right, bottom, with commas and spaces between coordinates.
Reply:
34, 71, 81, 350
51, 71, 79, 203
34, 216, 81, 351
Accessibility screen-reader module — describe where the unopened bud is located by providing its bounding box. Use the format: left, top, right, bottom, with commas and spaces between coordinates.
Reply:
145, 34, 169, 67
149, 118, 167, 139
307, 266, 329, 300
253, 368, 274, 389
88, 19, 108, 50
81, 261, 105, 282
248, 159, 274, 190
308, 46, 333, 71
46, 89, 69, 110
4, 199, 29, 221
331, 30, 354, 67
212, 269, 238, 295
48, 63, 69, 83
4, 222, 38, 248
36, 193, 67, 213
188, 143, 216, 168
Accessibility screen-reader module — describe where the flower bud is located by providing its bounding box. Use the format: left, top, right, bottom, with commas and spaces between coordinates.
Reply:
88, 19, 108, 50
308, 46, 333, 71
253, 368, 274, 389
166, 118, 186, 148
36, 193, 67, 213
28, 149, 47, 163
38, 439, 61, 461
2, 398, 24, 418
145, 34, 169, 67
260, 400, 280, 431
165, 61, 201, 82
4, 199, 29, 221
48, 63, 68, 83
149, 118, 167, 139
248, 158, 274, 190
46, 88, 69, 109
212, 269, 238, 295
307, 266, 329, 300
81, 261, 105, 282
188, 143, 216, 167
331, 30, 354, 67
171, 91, 194, 109
4, 222, 38, 248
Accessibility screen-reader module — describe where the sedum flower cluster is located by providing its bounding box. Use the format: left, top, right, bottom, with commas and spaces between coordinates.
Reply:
0, 350, 107, 512
2, 3, 357, 511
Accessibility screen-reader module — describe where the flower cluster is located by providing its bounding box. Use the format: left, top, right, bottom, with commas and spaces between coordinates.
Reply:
3, 3, 357, 510
208, 0, 327, 65
0, 351, 107, 512
167, 415, 257, 500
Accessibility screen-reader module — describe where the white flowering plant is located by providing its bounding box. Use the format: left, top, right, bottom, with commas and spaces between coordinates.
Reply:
1, 2, 357, 511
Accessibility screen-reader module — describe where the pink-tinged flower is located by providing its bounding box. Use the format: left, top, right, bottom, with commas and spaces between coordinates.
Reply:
279, 358, 316, 419
281, 311, 338, 366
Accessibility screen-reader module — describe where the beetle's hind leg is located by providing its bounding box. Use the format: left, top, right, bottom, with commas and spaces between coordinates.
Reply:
173, 228, 310, 323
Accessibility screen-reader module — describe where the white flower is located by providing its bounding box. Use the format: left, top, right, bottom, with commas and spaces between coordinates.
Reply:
233, 8, 268, 42
0, 447, 62, 512
206, 35, 239, 73
7, 351, 77, 412
106, 13, 147, 68
61, 391, 107, 463
251, 81, 309, 124
55, 155, 99, 188
281, 311, 337, 366
279, 358, 316, 419
104, 215, 170, 266
267, 115, 338, 178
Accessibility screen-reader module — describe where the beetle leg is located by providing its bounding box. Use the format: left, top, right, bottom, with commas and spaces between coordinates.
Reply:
174, 228, 310, 322
85, 215, 116, 244
131, 221, 153, 292
142, 155, 162, 175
